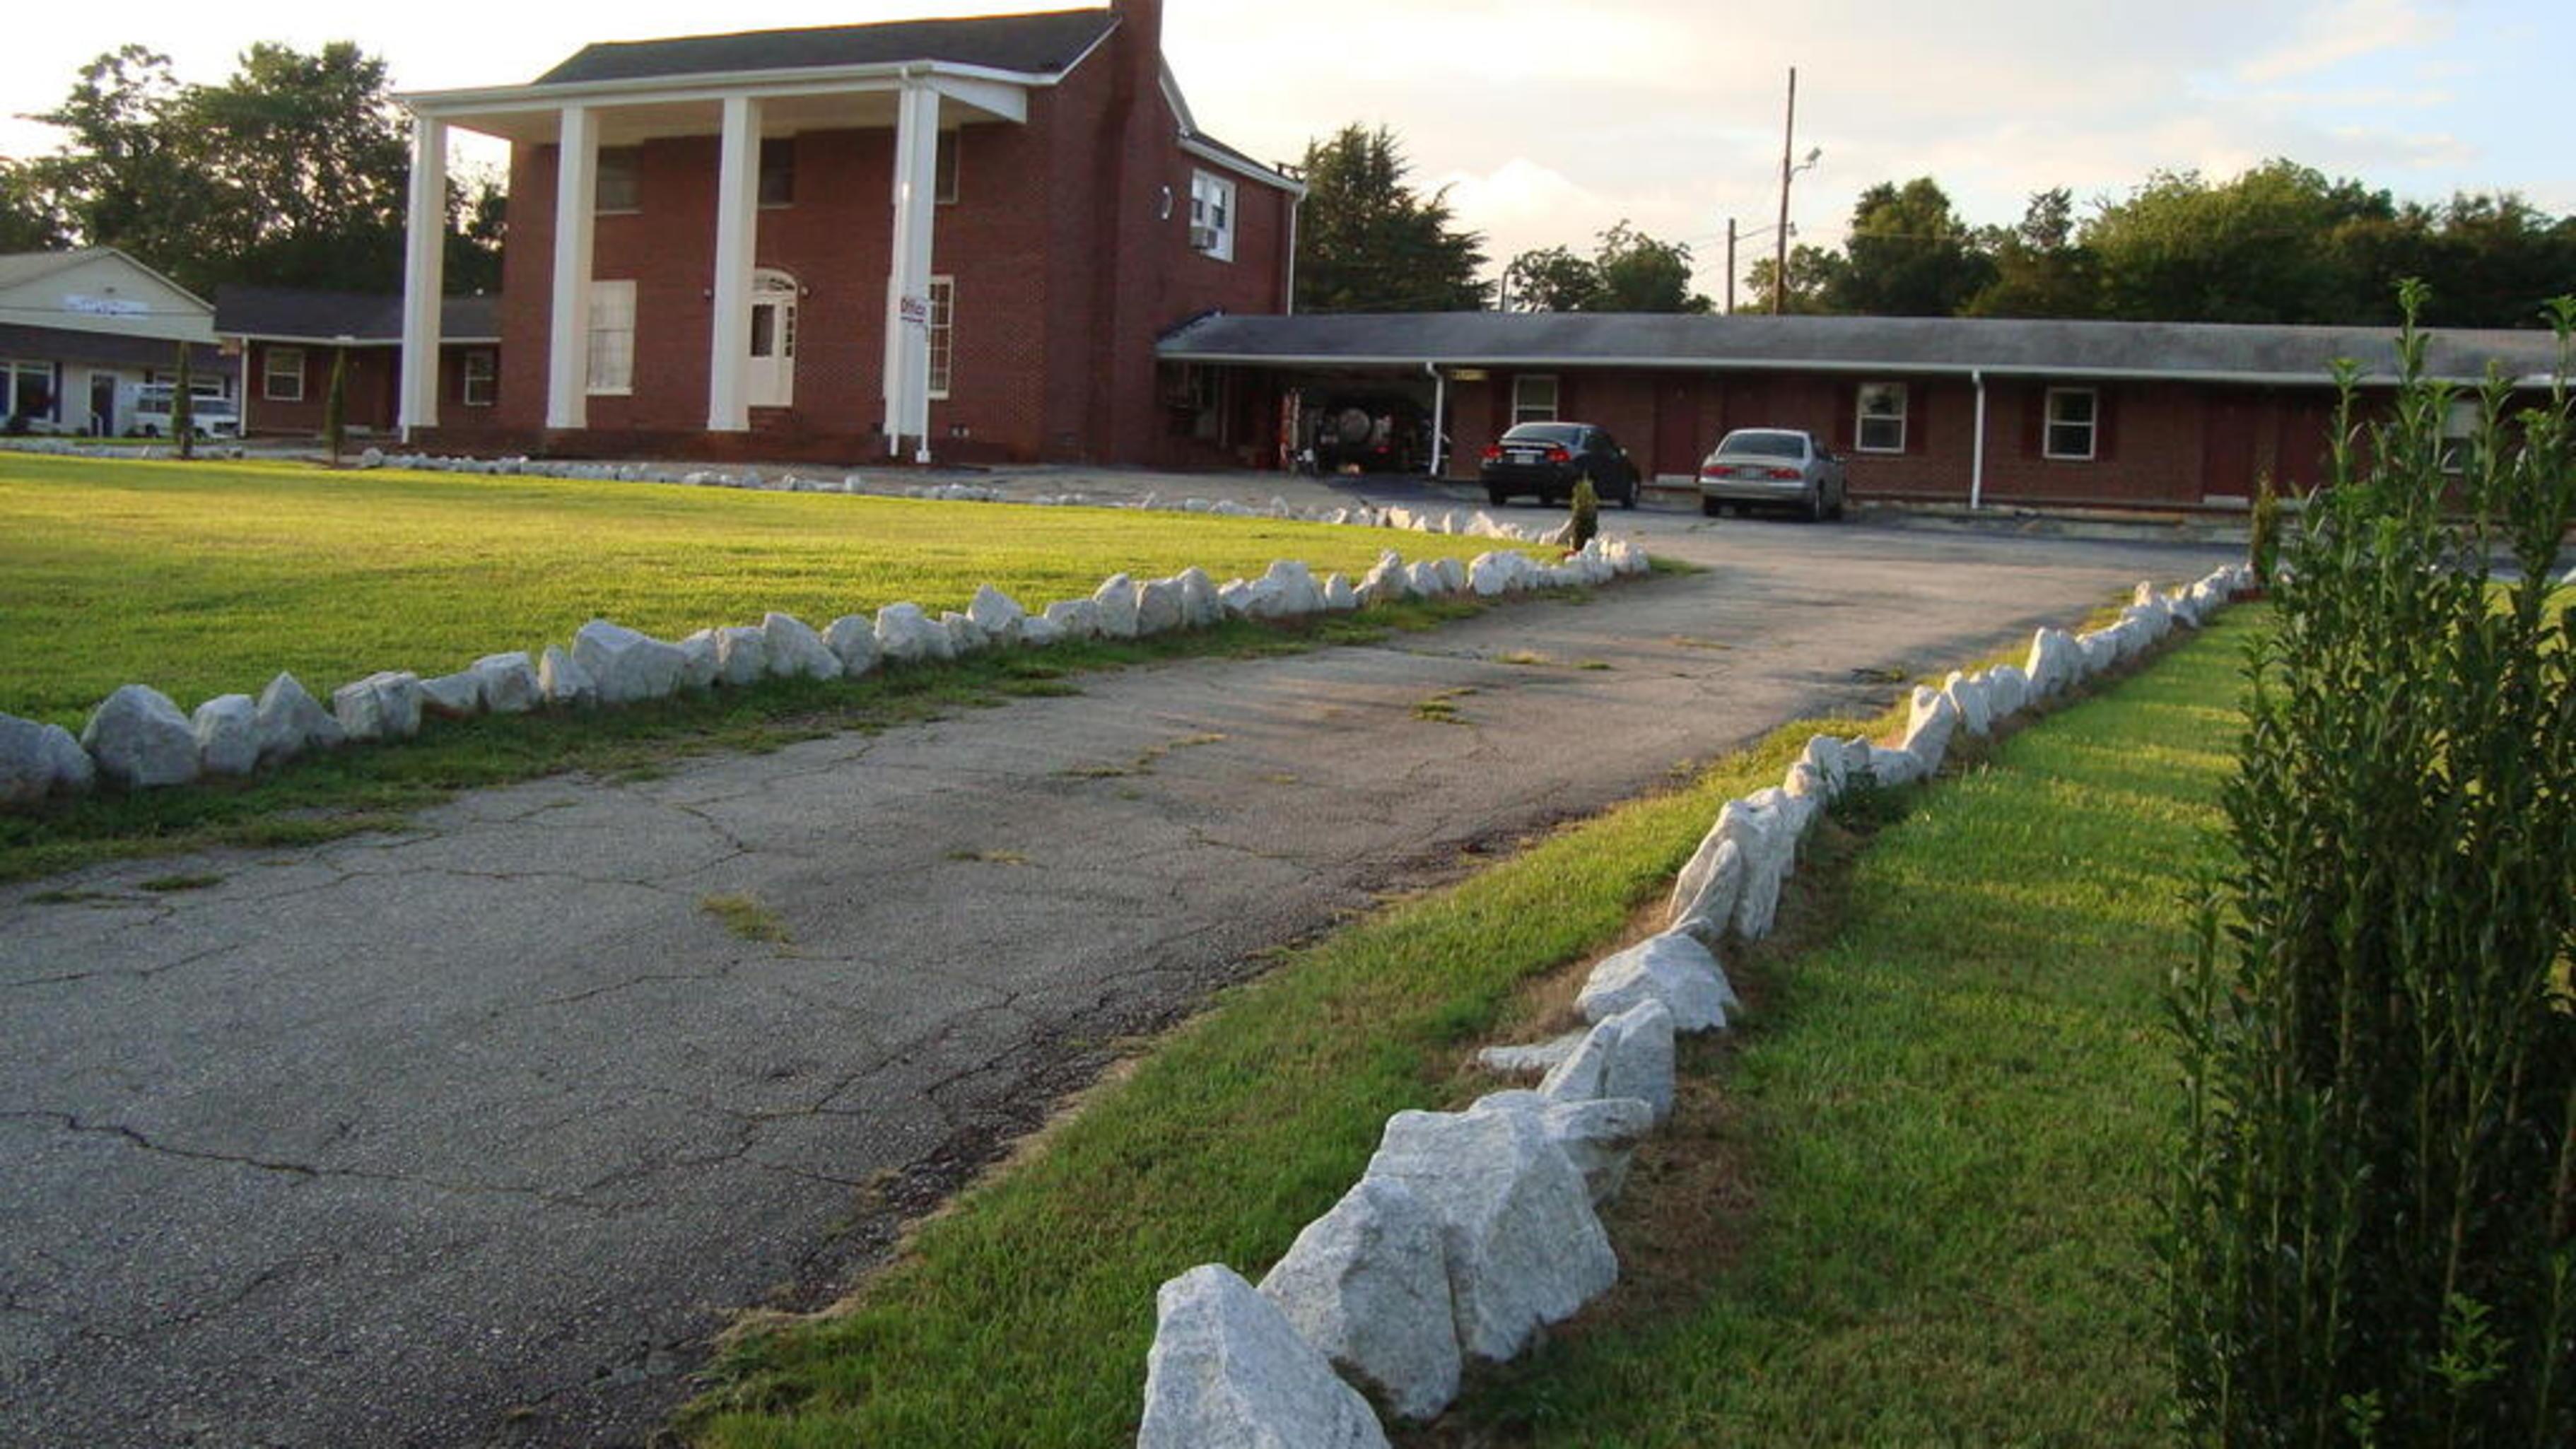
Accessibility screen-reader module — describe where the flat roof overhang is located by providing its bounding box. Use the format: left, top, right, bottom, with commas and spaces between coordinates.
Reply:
402, 61, 1041, 145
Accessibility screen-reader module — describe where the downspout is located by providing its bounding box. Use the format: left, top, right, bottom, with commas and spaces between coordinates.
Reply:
1426, 360, 1444, 478
1284, 189, 1301, 315
1969, 368, 1988, 511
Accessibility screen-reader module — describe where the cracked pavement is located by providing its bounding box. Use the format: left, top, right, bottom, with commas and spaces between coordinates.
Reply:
0, 496, 2238, 1446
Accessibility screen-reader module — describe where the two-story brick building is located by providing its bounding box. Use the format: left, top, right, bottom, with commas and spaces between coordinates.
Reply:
397, 0, 1300, 467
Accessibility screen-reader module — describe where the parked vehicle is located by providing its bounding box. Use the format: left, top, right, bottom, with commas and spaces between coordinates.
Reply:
131, 383, 240, 440
1307, 394, 1431, 474
1479, 421, 1640, 508
1697, 428, 1846, 520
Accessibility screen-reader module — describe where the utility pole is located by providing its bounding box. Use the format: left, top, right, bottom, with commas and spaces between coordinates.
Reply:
1773, 65, 1796, 315
1725, 218, 1737, 314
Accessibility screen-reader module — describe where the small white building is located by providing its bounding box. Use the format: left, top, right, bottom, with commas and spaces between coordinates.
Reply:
0, 248, 236, 436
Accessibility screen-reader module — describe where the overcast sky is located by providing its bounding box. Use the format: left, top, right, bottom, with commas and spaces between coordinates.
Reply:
4, 0, 2565, 302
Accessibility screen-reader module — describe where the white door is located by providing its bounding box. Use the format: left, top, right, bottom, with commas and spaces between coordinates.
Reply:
746, 269, 797, 409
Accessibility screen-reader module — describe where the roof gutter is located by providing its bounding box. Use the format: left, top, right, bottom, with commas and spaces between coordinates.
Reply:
1152, 349, 2549, 391
399, 57, 1069, 117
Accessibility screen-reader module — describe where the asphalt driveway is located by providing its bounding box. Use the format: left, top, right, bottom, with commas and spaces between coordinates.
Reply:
0, 500, 2239, 1446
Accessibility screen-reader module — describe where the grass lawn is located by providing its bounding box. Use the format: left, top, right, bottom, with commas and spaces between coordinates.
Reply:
0, 452, 1502, 727
0, 453, 1518, 881
681, 610, 2249, 1448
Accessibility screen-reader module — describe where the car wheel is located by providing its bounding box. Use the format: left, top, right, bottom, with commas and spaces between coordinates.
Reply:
1620, 472, 1639, 509
1700, 496, 1722, 518
1827, 483, 1848, 521
1805, 486, 1827, 523
1487, 486, 1508, 507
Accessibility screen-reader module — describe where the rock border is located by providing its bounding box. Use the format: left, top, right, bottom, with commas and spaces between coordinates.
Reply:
0, 538, 1651, 811
1137, 563, 2255, 1443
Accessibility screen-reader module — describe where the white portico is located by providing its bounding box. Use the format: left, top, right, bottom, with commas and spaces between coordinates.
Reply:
395, 13, 1115, 457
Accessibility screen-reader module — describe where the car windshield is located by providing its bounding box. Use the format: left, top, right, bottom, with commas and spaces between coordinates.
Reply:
1715, 430, 1807, 459
1500, 423, 1583, 447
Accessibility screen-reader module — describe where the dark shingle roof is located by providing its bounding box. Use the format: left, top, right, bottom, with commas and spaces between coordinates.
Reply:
1158, 312, 2568, 387
532, 8, 1117, 86
214, 286, 499, 344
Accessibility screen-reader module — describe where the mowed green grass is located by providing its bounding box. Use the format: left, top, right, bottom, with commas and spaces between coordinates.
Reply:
686, 609, 2249, 1448
0, 452, 1497, 727
1444, 615, 2249, 1445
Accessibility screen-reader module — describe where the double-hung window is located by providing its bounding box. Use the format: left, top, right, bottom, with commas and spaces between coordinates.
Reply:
587, 280, 636, 395
1512, 374, 1559, 425
2044, 387, 2097, 460
462, 351, 497, 407
263, 347, 305, 402
1189, 170, 1236, 261
595, 148, 640, 213
1856, 382, 1907, 452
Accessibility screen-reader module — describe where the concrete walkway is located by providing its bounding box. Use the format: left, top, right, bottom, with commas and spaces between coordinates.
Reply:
0, 503, 2239, 1446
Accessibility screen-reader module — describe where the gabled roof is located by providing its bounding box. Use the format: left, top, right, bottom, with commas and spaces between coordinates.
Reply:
532, 8, 1119, 86
213, 286, 500, 344
1159, 312, 2569, 387
0, 246, 213, 312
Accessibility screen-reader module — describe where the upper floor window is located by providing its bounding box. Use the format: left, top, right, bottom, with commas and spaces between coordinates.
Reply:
1856, 382, 1907, 452
595, 147, 640, 213
587, 280, 636, 395
759, 139, 795, 207
936, 130, 960, 205
2044, 387, 2097, 460
1513, 374, 1559, 425
1189, 170, 1236, 262
263, 346, 305, 403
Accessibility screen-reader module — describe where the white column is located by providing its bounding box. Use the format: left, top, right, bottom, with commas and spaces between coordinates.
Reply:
706, 95, 762, 432
398, 114, 448, 440
546, 104, 599, 432
1969, 370, 1988, 510
882, 83, 940, 460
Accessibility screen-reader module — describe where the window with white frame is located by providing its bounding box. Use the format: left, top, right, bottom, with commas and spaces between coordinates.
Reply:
263, 346, 305, 402
2044, 387, 2097, 460
587, 280, 636, 394
1189, 170, 1236, 261
927, 276, 955, 399
595, 148, 640, 213
935, 130, 959, 205
462, 350, 497, 407
1513, 374, 1559, 425
2, 359, 52, 423
759, 139, 795, 208
2440, 395, 2480, 474
1856, 382, 1908, 452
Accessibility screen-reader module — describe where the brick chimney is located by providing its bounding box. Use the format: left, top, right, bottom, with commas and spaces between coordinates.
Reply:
1111, 0, 1164, 71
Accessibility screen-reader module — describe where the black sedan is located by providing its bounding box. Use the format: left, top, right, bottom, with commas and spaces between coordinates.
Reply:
1478, 421, 1640, 508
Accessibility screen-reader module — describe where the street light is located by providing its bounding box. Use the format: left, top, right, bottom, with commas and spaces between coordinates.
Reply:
1773, 66, 1822, 315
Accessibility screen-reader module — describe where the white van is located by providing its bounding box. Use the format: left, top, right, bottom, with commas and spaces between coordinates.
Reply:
131, 382, 240, 439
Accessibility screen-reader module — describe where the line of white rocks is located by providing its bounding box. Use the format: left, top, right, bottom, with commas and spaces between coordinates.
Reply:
0, 538, 1651, 811
1135, 561, 2259, 1448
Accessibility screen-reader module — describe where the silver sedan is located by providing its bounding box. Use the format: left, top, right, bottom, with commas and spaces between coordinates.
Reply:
1697, 428, 1848, 521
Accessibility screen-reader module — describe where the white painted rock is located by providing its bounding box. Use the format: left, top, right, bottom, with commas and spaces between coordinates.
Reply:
712, 626, 770, 685
1434, 557, 1468, 595
1802, 733, 1854, 793
1467, 552, 1516, 597
1904, 685, 1960, 773
1041, 598, 1101, 641
191, 694, 259, 777
1257, 1175, 1460, 1423
1176, 567, 1222, 627
1472, 1088, 1658, 1205
418, 671, 482, 720
1666, 821, 1744, 944
1576, 932, 1733, 1034
1473, 1032, 1588, 1077
1135, 578, 1185, 636
1323, 573, 1358, 611
574, 620, 688, 704
1783, 758, 1828, 802
1020, 614, 1063, 649
1263, 560, 1325, 616
762, 612, 841, 680
2025, 628, 2079, 698
1140, 1264, 1389, 1449
968, 584, 1027, 644
254, 672, 348, 763
1597, 999, 1678, 1125
940, 611, 985, 657
1364, 1103, 1617, 1363
674, 631, 722, 691
83, 685, 201, 789
1865, 743, 1929, 787
1984, 664, 2030, 721
1943, 671, 1994, 737
1093, 573, 1142, 639
824, 615, 880, 678
539, 646, 597, 708
333, 671, 423, 741
1404, 561, 1446, 598
872, 604, 939, 666
0, 713, 94, 806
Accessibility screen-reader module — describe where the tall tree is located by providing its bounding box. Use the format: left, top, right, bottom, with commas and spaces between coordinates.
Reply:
1501, 244, 1600, 312
1965, 188, 2100, 318
1741, 242, 1839, 315
1294, 124, 1488, 312
26, 47, 223, 280
1503, 221, 1709, 312
2083, 160, 2402, 324
1825, 177, 1994, 316
0, 159, 69, 251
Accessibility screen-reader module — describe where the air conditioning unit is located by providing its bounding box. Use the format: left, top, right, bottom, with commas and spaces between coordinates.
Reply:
1188, 224, 1220, 252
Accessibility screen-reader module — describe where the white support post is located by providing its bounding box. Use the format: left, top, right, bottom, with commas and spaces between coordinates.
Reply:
398, 115, 448, 440
546, 104, 599, 432
706, 95, 762, 432
1427, 363, 1446, 477
1969, 369, 1988, 510
882, 81, 940, 461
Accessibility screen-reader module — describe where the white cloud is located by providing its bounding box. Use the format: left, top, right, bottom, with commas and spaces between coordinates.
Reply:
2236, 0, 2450, 83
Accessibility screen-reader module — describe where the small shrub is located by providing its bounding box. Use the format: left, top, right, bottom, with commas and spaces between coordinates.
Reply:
322, 348, 348, 466
172, 343, 195, 462
2165, 283, 2576, 1446
2246, 474, 2283, 587
1569, 476, 1600, 550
